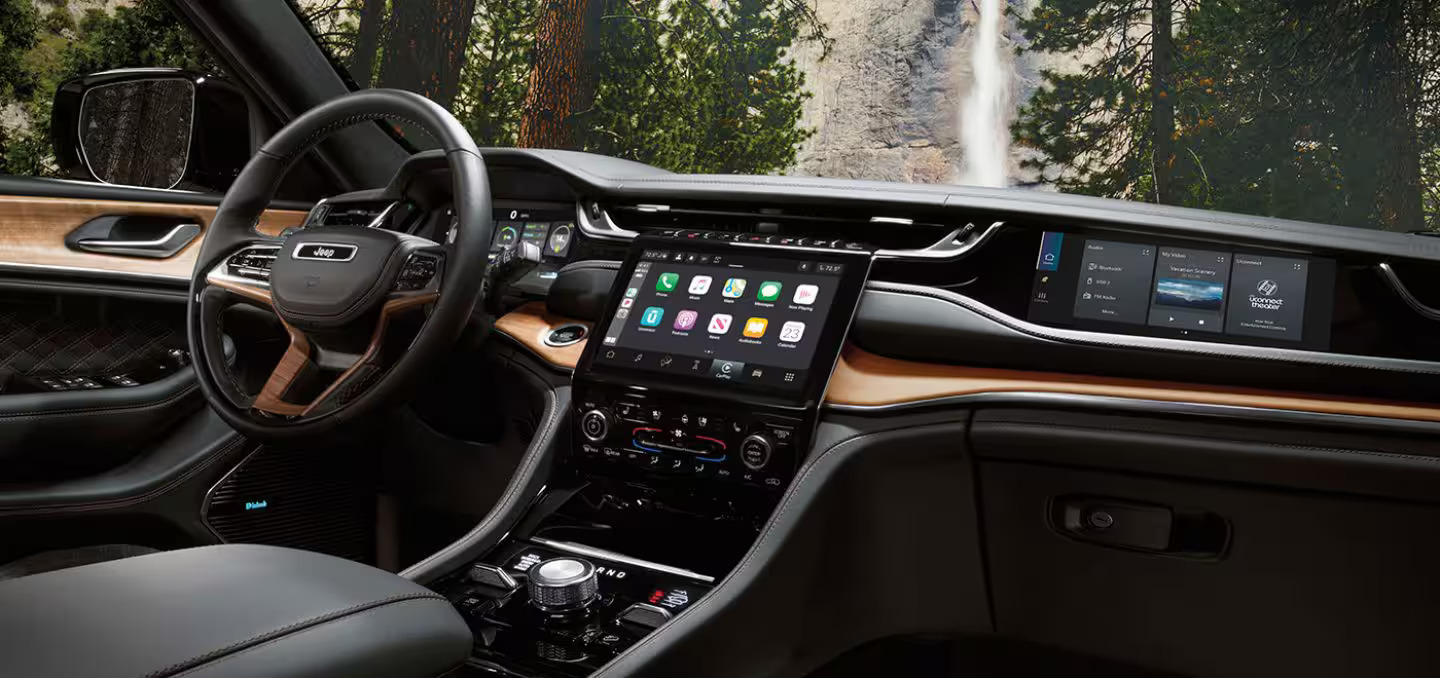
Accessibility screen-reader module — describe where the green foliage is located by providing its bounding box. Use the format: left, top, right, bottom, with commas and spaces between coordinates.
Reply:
452, 0, 538, 146
579, 0, 816, 174
297, 0, 823, 175
1017, 0, 1440, 230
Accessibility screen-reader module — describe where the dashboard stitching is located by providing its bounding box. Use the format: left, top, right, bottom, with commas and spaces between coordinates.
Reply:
400, 386, 562, 581
865, 282, 1440, 375
593, 429, 875, 676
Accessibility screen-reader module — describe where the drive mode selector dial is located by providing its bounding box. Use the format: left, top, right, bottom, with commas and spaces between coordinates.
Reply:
741, 434, 774, 470
580, 409, 612, 442
527, 557, 599, 611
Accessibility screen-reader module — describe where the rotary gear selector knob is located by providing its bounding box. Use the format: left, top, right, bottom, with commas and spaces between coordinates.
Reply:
527, 557, 599, 611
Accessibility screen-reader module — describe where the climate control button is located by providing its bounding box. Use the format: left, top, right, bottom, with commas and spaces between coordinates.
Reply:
580, 409, 612, 442
740, 434, 773, 470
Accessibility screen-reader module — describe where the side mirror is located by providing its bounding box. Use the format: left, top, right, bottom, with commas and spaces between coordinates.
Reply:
52, 69, 251, 192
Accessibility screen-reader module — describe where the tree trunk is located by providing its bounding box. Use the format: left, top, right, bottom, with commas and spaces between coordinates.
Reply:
1369, 1, 1424, 230
348, 0, 386, 87
375, 0, 477, 108
517, 0, 602, 148
1150, 0, 1174, 204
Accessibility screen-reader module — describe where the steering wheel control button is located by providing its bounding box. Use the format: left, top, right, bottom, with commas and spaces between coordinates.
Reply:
528, 557, 600, 611
468, 563, 519, 591
543, 323, 588, 347
581, 409, 613, 442
741, 434, 774, 470
395, 253, 441, 290
618, 603, 673, 630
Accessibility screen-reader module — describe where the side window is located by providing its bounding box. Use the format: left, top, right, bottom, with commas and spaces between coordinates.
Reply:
0, 0, 228, 189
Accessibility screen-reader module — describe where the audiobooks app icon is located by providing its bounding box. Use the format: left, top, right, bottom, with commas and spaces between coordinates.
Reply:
743, 317, 769, 338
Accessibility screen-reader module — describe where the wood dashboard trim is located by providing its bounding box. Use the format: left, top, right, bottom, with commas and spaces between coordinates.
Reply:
0, 195, 306, 279
494, 303, 1440, 424
494, 302, 590, 369
826, 345, 1440, 423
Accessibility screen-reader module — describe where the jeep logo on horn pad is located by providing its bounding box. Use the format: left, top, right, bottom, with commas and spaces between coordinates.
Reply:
292, 242, 357, 262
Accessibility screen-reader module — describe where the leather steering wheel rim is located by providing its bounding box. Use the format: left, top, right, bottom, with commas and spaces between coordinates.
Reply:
186, 89, 493, 439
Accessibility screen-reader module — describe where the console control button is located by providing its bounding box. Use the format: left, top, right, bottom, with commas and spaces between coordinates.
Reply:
580, 409, 612, 442
741, 434, 773, 470
468, 563, 519, 591
618, 603, 673, 630
528, 557, 599, 611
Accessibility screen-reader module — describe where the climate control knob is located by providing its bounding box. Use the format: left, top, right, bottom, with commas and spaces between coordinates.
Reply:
580, 409, 612, 442
740, 434, 774, 470
527, 557, 599, 611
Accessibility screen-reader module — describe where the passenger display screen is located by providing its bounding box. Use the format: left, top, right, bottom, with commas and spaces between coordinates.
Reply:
581, 239, 872, 403
1028, 231, 1334, 349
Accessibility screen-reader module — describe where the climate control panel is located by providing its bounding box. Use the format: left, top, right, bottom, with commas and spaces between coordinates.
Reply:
573, 386, 804, 491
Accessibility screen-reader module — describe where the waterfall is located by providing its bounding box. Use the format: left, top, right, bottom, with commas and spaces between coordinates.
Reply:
959, 0, 1012, 187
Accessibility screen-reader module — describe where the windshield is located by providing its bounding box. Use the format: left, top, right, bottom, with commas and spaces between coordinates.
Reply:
295, 1, 1438, 233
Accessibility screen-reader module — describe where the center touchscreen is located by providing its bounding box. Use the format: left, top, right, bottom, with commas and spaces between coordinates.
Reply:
1028, 230, 1335, 349
588, 243, 868, 396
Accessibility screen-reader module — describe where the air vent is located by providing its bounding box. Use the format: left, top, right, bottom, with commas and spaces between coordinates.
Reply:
586, 200, 981, 254
304, 200, 414, 231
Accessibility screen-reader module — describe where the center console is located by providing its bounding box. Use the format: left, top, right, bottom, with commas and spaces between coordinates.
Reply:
437, 233, 873, 676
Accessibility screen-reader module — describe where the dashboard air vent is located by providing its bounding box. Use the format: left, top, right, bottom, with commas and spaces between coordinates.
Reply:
594, 201, 974, 253
303, 200, 415, 231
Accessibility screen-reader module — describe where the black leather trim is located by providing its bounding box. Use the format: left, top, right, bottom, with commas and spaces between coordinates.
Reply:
0, 408, 245, 516
593, 412, 989, 678
0, 544, 470, 678
548, 260, 621, 322
401, 363, 568, 584
971, 408, 1440, 503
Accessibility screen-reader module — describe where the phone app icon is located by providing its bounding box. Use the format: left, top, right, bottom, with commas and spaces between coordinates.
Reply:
689, 275, 713, 295
722, 278, 747, 298
743, 317, 769, 338
757, 281, 783, 302
707, 313, 733, 334
640, 307, 665, 327
674, 309, 699, 331
780, 320, 805, 342
656, 273, 679, 292
793, 284, 819, 305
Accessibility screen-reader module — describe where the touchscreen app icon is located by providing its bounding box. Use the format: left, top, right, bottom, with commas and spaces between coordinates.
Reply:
674, 310, 699, 331
707, 313, 733, 334
722, 278, 747, 298
689, 275, 713, 295
757, 281, 783, 301
640, 307, 665, 327
793, 284, 819, 305
743, 317, 769, 338
656, 273, 679, 292
780, 321, 805, 342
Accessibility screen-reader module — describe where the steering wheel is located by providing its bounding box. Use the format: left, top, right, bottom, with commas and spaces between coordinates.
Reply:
186, 90, 493, 439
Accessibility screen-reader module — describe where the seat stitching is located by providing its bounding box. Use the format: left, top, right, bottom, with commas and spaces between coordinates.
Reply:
146, 592, 447, 678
